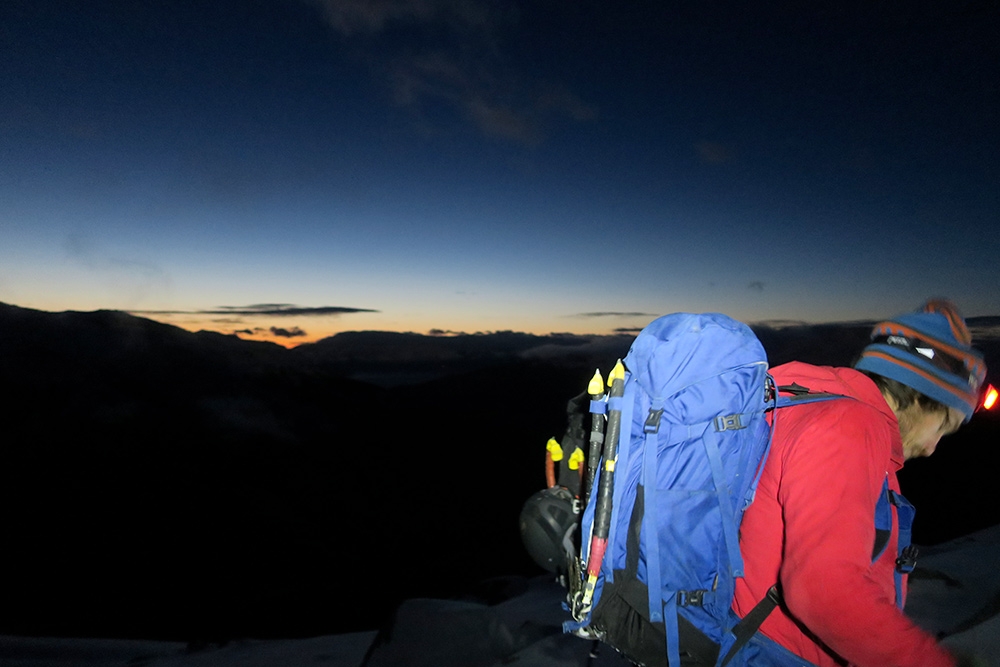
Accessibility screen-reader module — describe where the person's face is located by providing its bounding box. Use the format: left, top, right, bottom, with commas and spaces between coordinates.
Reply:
898, 403, 964, 460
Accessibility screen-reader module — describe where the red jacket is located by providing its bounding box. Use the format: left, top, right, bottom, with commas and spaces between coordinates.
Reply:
732, 362, 955, 667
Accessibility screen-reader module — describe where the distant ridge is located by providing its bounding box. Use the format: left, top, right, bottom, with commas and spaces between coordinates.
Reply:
0, 301, 997, 641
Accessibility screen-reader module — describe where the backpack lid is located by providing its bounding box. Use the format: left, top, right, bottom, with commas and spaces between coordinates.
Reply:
625, 313, 767, 401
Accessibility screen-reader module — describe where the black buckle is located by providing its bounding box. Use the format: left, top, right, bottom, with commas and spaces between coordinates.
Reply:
644, 408, 664, 434
778, 383, 812, 396
714, 414, 744, 431
677, 589, 706, 607
896, 545, 919, 574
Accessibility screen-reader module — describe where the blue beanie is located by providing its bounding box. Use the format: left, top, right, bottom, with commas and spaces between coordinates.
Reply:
854, 299, 987, 422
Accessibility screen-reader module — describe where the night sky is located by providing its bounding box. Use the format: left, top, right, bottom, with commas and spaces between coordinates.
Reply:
2, 0, 997, 345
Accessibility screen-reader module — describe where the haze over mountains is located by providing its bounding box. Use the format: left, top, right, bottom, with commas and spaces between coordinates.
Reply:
1, 302, 997, 644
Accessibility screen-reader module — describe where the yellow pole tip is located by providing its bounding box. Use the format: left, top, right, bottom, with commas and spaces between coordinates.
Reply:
588, 369, 604, 395
609, 359, 625, 384
546, 438, 564, 460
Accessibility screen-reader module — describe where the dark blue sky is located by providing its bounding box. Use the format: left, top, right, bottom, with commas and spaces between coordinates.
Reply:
2, 0, 997, 343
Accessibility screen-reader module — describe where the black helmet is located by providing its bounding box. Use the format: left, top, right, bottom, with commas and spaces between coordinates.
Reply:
519, 486, 579, 574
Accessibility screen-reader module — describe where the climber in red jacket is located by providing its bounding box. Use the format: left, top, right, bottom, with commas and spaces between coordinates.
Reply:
732, 299, 989, 667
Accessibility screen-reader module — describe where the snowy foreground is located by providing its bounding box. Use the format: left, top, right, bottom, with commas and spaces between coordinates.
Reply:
4, 524, 999, 667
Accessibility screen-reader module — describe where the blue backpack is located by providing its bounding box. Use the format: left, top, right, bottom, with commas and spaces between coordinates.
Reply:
562, 312, 845, 667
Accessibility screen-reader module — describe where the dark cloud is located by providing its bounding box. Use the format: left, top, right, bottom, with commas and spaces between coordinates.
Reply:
748, 281, 765, 292
62, 233, 171, 306
209, 304, 378, 316
132, 304, 377, 317
695, 141, 736, 164
305, 0, 489, 36
270, 326, 307, 338
575, 312, 658, 318
301, 0, 595, 144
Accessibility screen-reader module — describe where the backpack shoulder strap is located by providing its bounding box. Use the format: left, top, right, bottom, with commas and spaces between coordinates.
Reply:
723, 384, 850, 664
774, 383, 845, 408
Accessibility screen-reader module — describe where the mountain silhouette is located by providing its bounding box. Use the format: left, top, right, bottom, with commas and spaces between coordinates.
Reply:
1, 302, 997, 643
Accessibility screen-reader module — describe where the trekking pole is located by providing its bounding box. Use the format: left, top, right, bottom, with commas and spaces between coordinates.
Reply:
573, 359, 625, 619
545, 437, 562, 488
583, 369, 606, 506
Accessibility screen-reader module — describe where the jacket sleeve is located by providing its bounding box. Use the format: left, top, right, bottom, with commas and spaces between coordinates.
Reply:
775, 402, 955, 667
